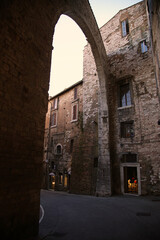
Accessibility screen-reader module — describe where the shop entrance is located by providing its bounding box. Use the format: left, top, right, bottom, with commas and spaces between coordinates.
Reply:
120, 163, 141, 195
124, 167, 138, 194
49, 173, 55, 190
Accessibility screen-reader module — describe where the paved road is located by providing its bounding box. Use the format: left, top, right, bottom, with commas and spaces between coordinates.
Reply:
39, 190, 160, 240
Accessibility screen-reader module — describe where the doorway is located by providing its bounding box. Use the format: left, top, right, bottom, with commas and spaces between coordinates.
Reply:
124, 167, 138, 194
120, 163, 141, 195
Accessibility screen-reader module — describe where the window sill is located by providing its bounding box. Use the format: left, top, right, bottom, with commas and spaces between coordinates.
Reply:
118, 105, 133, 110
141, 52, 148, 59
120, 139, 134, 145
51, 107, 58, 111
121, 137, 133, 140
72, 98, 79, 103
122, 34, 129, 38
51, 125, 57, 128
71, 119, 78, 123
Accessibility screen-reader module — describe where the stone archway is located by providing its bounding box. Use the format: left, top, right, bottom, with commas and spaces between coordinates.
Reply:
0, 0, 111, 238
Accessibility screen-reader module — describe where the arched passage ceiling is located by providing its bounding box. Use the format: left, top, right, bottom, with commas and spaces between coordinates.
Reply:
0, 0, 111, 238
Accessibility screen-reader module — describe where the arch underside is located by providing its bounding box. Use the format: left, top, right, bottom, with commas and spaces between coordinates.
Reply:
0, 0, 111, 238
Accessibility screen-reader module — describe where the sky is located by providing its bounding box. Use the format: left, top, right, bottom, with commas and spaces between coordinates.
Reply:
49, 0, 142, 96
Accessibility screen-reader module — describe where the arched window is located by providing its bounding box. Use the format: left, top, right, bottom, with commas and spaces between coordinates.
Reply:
56, 144, 62, 154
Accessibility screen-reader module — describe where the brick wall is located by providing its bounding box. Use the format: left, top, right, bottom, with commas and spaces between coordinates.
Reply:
44, 81, 84, 192
0, 0, 108, 238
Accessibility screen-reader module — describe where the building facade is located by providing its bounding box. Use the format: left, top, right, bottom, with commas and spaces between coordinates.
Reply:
83, 1, 160, 195
44, 1, 160, 197
43, 80, 83, 192
1, 0, 159, 238
146, 0, 160, 101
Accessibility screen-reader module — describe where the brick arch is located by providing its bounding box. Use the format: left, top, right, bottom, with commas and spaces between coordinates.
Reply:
0, 0, 110, 239
61, 2, 111, 197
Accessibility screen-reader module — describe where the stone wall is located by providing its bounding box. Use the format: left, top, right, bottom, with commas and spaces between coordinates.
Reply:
83, 1, 160, 195
83, 42, 111, 196
146, 0, 160, 100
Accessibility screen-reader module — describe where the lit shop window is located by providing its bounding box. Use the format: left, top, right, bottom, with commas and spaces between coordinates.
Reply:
124, 166, 138, 194
64, 174, 68, 188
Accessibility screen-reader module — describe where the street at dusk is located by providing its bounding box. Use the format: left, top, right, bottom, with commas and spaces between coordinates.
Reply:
39, 190, 160, 240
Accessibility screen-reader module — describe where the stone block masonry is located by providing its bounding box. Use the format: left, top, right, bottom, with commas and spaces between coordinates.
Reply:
83, 1, 160, 195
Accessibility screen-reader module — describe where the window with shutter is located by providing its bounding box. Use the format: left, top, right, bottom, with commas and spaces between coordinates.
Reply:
74, 87, 77, 100
52, 98, 58, 110
119, 83, 131, 107
51, 111, 57, 126
71, 104, 78, 121
121, 19, 129, 37
121, 121, 134, 138
56, 144, 62, 154
141, 40, 148, 53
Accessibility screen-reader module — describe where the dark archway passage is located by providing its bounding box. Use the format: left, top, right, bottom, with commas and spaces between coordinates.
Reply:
0, 0, 110, 239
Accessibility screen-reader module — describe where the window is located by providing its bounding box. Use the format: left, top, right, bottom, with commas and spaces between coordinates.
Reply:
121, 19, 129, 37
141, 40, 148, 53
52, 98, 58, 110
71, 104, 78, 121
56, 144, 62, 154
74, 87, 77, 100
94, 158, 98, 168
121, 121, 134, 138
51, 111, 57, 126
51, 161, 55, 169
121, 153, 137, 163
64, 174, 68, 187
70, 139, 74, 153
59, 173, 63, 184
119, 83, 131, 107
50, 137, 53, 147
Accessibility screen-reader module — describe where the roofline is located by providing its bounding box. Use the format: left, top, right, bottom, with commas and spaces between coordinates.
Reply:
49, 79, 83, 100
84, 1, 144, 50
100, 1, 143, 30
